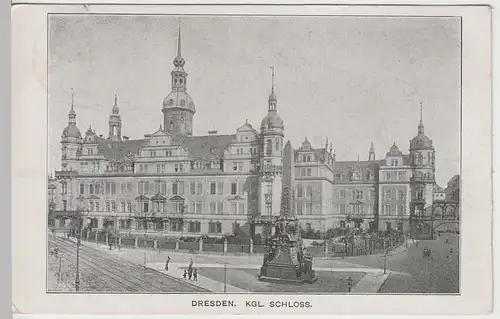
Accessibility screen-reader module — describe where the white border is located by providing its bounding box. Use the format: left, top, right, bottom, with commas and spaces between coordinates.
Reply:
11, 4, 492, 315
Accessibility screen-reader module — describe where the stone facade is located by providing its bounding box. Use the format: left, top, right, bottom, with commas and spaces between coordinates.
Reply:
51, 25, 453, 238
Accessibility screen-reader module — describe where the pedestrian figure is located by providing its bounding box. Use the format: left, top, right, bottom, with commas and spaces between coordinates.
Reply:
165, 256, 171, 271
109, 242, 112, 250
193, 268, 198, 281
189, 258, 193, 269
183, 269, 187, 279
188, 267, 193, 280
445, 236, 449, 246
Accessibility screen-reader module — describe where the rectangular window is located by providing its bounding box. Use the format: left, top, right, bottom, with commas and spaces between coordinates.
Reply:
217, 223, 222, 233
79, 183, 85, 195
190, 182, 196, 195
306, 203, 312, 214
143, 202, 149, 213
161, 164, 166, 172
296, 202, 303, 215
210, 182, 216, 195
238, 182, 244, 195
340, 204, 345, 214
233, 162, 238, 171
231, 183, 237, 195
105, 182, 110, 194
155, 181, 160, 194
95, 202, 100, 212
172, 182, 178, 195
121, 202, 125, 212
398, 172, 404, 180
127, 202, 131, 212
196, 202, 202, 214
398, 190, 405, 200
197, 183, 203, 195
307, 168, 312, 176
157, 164, 161, 173
217, 201, 223, 214
120, 183, 126, 194
126, 182, 132, 194
89, 201, 94, 212
89, 184, 94, 195
385, 172, 391, 181
385, 205, 391, 215
111, 183, 116, 195
301, 168, 306, 176
384, 189, 391, 201
340, 190, 345, 200
144, 182, 150, 194
217, 181, 223, 195
296, 186, 303, 198
210, 202, 216, 214
306, 187, 313, 198
391, 160, 398, 166
398, 205, 405, 215
105, 201, 110, 212
111, 201, 116, 212
231, 203, 237, 215
238, 162, 243, 171
174, 164, 179, 172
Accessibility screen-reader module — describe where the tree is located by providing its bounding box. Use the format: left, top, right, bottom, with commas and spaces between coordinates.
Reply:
48, 201, 56, 226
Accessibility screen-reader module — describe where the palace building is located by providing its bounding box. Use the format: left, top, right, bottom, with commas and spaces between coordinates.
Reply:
51, 25, 454, 238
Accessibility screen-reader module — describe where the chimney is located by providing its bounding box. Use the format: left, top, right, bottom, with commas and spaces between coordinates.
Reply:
123, 136, 129, 141
208, 130, 218, 135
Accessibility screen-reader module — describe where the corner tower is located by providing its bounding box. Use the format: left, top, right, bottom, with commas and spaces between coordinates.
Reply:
409, 103, 435, 233
258, 66, 284, 219
162, 22, 196, 136
60, 89, 81, 170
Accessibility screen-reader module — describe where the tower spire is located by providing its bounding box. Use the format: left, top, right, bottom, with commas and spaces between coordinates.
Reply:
68, 88, 76, 125
268, 66, 277, 111
418, 102, 425, 134
369, 141, 375, 161
177, 21, 182, 58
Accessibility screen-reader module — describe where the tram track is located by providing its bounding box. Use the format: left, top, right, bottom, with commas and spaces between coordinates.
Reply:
49, 235, 208, 293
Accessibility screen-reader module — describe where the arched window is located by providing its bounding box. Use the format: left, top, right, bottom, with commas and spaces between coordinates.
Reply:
170, 121, 174, 130
340, 221, 346, 228
307, 155, 311, 162
266, 139, 272, 156
296, 185, 303, 198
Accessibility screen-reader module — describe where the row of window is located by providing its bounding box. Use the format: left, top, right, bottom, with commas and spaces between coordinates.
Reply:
76, 180, 249, 197
382, 204, 407, 216
338, 189, 376, 201
383, 171, 408, 181
83, 199, 246, 215
235, 147, 258, 155
382, 188, 408, 201
339, 204, 372, 215
296, 202, 313, 215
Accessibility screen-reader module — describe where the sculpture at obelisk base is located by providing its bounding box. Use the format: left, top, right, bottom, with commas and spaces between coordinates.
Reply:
259, 141, 318, 284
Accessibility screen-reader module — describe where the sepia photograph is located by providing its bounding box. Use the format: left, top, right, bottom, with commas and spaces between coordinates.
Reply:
46, 14, 462, 295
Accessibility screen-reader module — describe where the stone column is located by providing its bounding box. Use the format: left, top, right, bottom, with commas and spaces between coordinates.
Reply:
223, 238, 228, 254
175, 239, 180, 251
249, 238, 253, 256
134, 236, 139, 248
198, 238, 203, 253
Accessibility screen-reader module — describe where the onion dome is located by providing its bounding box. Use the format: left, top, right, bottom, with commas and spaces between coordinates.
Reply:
260, 66, 284, 134
410, 103, 433, 149
61, 89, 81, 139
162, 91, 196, 113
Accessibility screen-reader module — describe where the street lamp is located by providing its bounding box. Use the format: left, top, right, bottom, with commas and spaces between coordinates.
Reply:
347, 276, 353, 293
223, 261, 228, 293
74, 207, 82, 292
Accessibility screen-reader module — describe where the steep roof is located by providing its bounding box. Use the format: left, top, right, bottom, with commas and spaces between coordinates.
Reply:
173, 134, 236, 160
333, 160, 381, 182
97, 138, 148, 162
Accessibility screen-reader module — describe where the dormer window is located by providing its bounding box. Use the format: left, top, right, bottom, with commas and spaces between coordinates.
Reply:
168, 99, 174, 106
180, 100, 185, 107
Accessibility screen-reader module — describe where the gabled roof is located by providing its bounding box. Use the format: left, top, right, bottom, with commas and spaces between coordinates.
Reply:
169, 195, 185, 201
151, 193, 168, 201
87, 194, 100, 200
227, 195, 245, 201
135, 195, 150, 201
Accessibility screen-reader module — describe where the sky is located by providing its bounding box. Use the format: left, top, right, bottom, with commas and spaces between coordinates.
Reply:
48, 15, 461, 187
